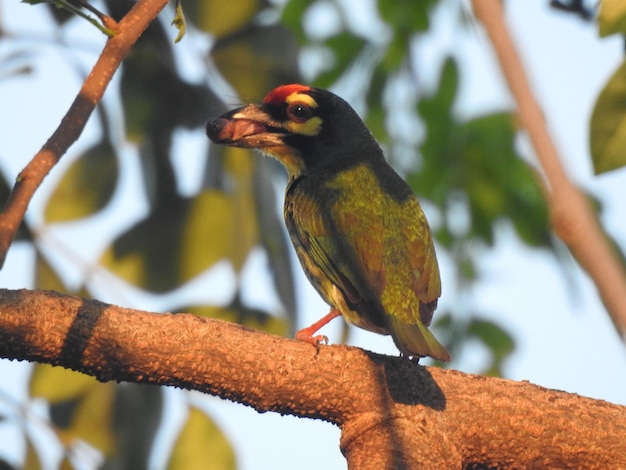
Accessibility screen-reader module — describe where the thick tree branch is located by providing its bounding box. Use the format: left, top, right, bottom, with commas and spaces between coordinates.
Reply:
1, 288, 624, 469
471, 0, 626, 339
0, 0, 170, 268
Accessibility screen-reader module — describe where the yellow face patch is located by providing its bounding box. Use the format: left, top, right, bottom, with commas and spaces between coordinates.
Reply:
284, 92, 323, 136
286, 116, 322, 136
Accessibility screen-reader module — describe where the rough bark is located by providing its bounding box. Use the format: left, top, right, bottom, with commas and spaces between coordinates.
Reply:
0, 288, 624, 469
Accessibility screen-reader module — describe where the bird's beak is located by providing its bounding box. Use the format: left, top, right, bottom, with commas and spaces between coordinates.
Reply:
205, 104, 286, 150
206, 103, 307, 177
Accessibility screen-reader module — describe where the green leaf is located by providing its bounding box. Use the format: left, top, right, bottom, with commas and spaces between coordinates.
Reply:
434, 57, 459, 114
377, 0, 434, 33
414, 102, 551, 249
168, 407, 236, 470
598, 0, 626, 37
44, 140, 118, 222
364, 69, 388, 142
467, 318, 515, 377
280, 0, 312, 43
313, 33, 367, 89
381, 34, 407, 72
463, 114, 550, 246
590, 60, 626, 174
413, 57, 459, 177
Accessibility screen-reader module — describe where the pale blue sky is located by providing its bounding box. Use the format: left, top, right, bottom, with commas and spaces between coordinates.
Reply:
0, 1, 624, 469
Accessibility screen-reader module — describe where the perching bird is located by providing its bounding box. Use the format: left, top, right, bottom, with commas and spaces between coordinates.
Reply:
205, 84, 450, 361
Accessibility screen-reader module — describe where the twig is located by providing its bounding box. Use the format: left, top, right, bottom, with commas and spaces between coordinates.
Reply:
471, 0, 626, 339
74, 0, 119, 34
0, 0, 170, 268
53, 0, 117, 36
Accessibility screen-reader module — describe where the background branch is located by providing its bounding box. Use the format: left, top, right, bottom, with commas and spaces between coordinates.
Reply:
471, 0, 626, 339
0, 0, 170, 268
0, 288, 624, 469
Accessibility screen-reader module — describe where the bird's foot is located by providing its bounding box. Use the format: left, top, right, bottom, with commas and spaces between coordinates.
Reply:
400, 352, 423, 364
295, 329, 328, 348
294, 309, 341, 350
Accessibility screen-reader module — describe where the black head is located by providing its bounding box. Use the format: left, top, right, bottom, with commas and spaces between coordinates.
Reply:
205, 84, 384, 177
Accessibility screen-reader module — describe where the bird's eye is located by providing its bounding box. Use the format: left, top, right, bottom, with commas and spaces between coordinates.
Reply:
286, 103, 312, 123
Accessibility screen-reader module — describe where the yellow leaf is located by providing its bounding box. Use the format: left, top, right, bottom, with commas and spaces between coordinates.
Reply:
186, 305, 287, 337
35, 253, 91, 296
590, 60, 626, 174
167, 407, 236, 470
45, 140, 118, 222
64, 382, 116, 455
212, 26, 298, 100
192, 0, 260, 38
30, 364, 98, 403
181, 190, 234, 279
35, 252, 67, 292
59, 456, 74, 470
99, 246, 147, 288
181, 150, 259, 276
598, 0, 626, 37
23, 437, 41, 470
223, 148, 259, 270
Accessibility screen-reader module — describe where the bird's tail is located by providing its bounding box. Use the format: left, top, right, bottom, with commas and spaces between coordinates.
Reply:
388, 316, 451, 362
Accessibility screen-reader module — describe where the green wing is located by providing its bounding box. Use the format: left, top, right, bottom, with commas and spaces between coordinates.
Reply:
285, 175, 385, 330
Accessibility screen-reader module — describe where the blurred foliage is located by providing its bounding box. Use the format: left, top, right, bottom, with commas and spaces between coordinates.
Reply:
591, 0, 626, 174
44, 114, 119, 223
597, 0, 626, 37
590, 0, 626, 174
1, 0, 624, 468
414, 58, 551, 249
167, 407, 236, 470
590, 61, 626, 174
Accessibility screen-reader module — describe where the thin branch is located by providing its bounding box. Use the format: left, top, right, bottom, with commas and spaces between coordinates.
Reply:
0, 0, 170, 268
471, 0, 626, 340
0, 288, 624, 469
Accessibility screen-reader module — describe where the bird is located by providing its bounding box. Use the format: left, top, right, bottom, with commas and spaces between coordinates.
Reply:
205, 84, 450, 362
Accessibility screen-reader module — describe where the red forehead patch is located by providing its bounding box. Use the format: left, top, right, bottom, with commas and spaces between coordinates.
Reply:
263, 84, 311, 105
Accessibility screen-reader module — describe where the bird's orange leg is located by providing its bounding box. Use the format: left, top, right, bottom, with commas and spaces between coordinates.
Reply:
295, 309, 342, 348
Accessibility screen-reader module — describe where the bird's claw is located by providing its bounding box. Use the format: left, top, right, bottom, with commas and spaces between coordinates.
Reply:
295, 330, 328, 349
400, 352, 423, 364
